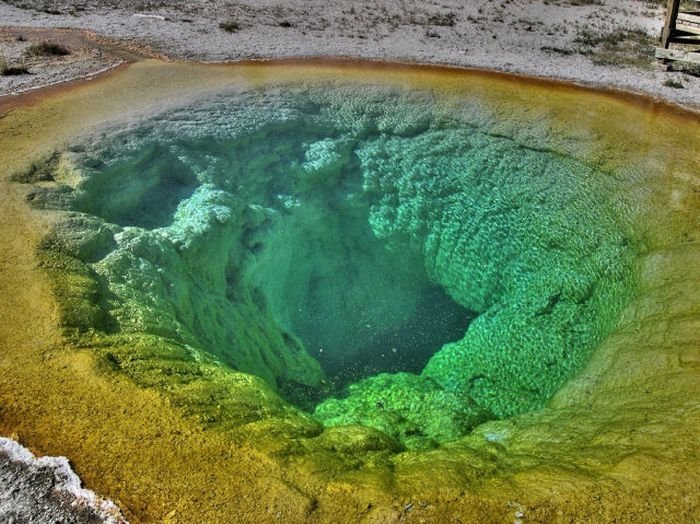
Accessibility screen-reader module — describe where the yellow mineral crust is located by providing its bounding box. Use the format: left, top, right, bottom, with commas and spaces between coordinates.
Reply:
0, 60, 698, 522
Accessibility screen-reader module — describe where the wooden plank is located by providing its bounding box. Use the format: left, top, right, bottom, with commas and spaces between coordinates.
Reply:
655, 46, 700, 64
676, 12, 700, 23
676, 23, 700, 35
677, 13, 700, 32
662, 0, 681, 48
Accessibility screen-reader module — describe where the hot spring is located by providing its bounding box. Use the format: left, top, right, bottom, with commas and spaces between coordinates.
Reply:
1, 61, 698, 522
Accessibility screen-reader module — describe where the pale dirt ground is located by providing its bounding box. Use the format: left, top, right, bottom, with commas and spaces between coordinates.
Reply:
0, 1, 698, 522
0, 0, 698, 107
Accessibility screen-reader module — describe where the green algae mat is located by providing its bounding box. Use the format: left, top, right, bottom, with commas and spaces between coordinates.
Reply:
1, 60, 699, 522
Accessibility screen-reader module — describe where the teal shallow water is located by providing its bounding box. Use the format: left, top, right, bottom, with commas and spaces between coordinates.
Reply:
28, 83, 639, 448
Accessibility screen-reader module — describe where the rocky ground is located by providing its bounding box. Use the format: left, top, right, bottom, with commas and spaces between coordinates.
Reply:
0, 0, 698, 107
0, 438, 126, 523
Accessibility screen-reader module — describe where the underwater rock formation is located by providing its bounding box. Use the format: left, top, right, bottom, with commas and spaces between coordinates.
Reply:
21, 85, 640, 448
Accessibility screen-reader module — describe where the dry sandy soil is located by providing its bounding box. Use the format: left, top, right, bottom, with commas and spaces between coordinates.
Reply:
0, 1, 698, 522
0, 0, 699, 107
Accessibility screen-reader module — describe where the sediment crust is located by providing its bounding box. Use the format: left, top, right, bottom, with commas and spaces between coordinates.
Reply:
0, 437, 127, 523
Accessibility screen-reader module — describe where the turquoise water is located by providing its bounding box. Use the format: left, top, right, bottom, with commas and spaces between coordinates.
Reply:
34, 84, 637, 448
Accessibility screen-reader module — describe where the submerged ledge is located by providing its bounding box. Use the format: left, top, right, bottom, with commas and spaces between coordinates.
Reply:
0, 59, 699, 522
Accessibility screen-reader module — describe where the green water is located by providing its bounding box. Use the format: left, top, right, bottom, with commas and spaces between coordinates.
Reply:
28, 84, 637, 448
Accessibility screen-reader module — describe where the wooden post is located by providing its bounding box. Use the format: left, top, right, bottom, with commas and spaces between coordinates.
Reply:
661, 0, 681, 48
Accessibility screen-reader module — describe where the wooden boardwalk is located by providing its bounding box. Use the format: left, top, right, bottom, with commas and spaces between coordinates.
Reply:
657, 0, 700, 64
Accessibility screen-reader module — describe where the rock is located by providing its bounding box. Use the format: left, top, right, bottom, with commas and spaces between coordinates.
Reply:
0, 437, 127, 524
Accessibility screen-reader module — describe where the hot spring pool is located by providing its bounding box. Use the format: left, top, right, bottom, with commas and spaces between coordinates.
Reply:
1, 60, 698, 522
